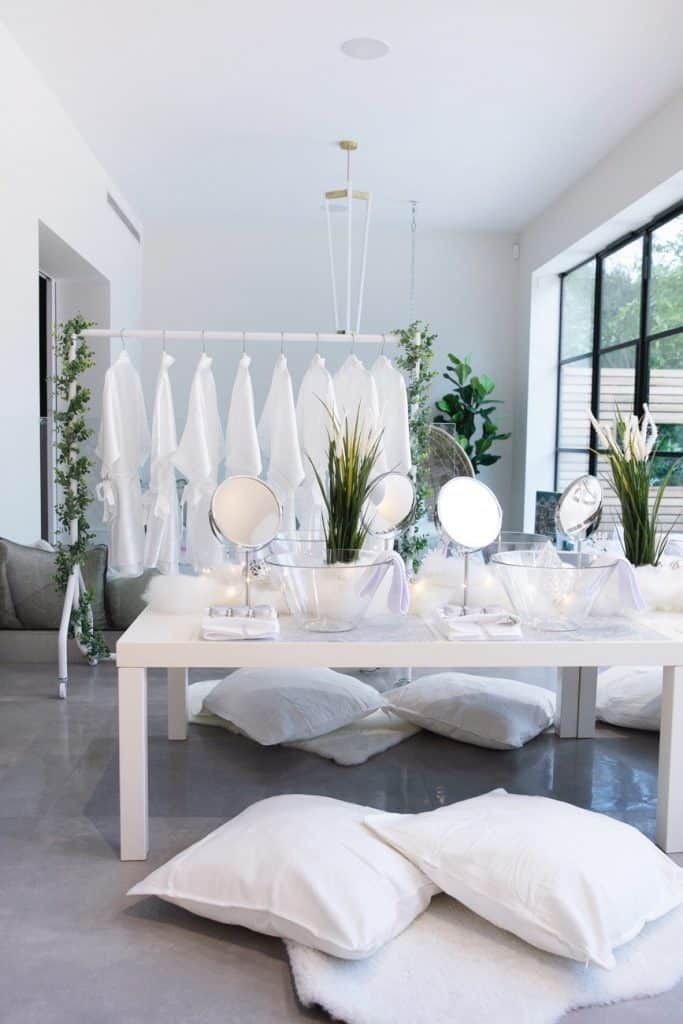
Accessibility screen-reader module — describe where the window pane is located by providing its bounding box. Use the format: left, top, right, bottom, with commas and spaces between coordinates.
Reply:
648, 214, 683, 335
558, 357, 592, 448
560, 261, 595, 359
600, 239, 642, 347
556, 450, 589, 491
649, 457, 683, 534
649, 331, 683, 451
598, 345, 636, 423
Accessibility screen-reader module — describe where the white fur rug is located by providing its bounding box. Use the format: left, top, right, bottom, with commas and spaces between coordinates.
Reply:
187, 680, 419, 765
287, 895, 683, 1024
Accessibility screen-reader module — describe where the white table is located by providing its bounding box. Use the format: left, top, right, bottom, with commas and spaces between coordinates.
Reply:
116, 610, 683, 860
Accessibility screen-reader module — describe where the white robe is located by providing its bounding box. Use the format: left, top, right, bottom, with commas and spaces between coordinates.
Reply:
371, 355, 412, 475
95, 351, 150, 577
258, 354, 304, 533
174, 353, 224, 572
225, 353, 262, 477
144, 352, 180, 574
295, 354, 336, 533
333, 354, 388, 476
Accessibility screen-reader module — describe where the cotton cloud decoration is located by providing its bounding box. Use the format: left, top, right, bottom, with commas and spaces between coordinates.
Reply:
408, 551, 511, 617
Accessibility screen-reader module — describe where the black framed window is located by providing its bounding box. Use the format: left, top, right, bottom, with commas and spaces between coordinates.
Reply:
556, 202, 683, 527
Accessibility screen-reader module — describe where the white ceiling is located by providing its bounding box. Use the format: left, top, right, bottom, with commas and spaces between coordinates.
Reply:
2, 0, 683, 230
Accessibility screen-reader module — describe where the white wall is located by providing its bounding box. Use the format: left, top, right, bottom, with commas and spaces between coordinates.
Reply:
514, 87, 683, 529
142, 219, 520, 515
0, 22, 143, 543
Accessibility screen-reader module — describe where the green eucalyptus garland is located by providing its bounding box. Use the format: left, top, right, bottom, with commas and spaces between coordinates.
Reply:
53, 315, 109, 660
394, 320, 437, 574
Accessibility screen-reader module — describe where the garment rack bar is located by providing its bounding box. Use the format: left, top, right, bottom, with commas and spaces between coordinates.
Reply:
81, 329, 398, 345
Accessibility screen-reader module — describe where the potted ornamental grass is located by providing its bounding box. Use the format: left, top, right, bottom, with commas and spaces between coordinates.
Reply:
590, 405, 680, 566
267, 409, 393, 631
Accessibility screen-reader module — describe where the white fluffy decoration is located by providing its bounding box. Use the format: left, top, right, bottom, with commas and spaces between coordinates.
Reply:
591, 559, 683, 616
288, 895, 683, 1024
142, 562, 289, 615
408, 551, 511, 617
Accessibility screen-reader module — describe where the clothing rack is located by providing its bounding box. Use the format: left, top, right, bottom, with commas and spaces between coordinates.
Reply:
57, 326, 402, 697
81, 329, 399, 346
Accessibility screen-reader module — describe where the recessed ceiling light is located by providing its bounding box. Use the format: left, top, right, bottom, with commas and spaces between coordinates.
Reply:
341, 37, 390, 60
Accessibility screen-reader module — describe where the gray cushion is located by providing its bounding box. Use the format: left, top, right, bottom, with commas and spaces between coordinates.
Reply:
0, 543, 21, 628
0, 539, 108, 630
105, 569, 159, 631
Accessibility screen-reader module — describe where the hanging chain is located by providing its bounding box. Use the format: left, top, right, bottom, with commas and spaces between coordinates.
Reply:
409, 200, 418, 323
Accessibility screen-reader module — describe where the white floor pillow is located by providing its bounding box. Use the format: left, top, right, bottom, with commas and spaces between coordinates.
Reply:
202, 667, 385, 745
597, 666, 662, 731
365, 789, 683, 969
385, 673, 555, 749
128, 795, 437, 959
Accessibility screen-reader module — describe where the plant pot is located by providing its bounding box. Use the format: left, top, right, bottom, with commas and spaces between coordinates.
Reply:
266, 541, 393, 632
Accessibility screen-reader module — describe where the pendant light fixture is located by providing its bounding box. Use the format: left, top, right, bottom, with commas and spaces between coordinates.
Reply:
324, 140, 372, 334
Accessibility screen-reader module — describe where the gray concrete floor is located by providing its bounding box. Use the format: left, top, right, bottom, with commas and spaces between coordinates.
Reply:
1, 661, 682, 1023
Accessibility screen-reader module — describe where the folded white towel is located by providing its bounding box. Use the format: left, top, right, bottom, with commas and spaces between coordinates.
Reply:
201, 616, 280, 641
432, 605, 522, 641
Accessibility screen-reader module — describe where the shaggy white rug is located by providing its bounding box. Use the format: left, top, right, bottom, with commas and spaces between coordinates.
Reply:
187, 680, 419, 765
287, 895, 683, 1024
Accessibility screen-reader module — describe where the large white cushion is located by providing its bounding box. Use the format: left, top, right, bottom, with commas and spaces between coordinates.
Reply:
597, 666, 661, 731
128, 795, 437, 959
202, 667, 385, 745
365, 790, 683, 969
385, 673, 555, 749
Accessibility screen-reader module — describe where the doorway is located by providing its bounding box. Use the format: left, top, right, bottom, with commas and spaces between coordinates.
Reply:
38, 273, 54, 541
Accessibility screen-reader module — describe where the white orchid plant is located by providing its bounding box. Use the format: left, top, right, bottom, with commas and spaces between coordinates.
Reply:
590, 405, 679, 566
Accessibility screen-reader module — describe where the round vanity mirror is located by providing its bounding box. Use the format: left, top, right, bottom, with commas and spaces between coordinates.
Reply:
555, 474, 602, 541
367, 472, 416, 536
436, 476, 503, 551
210, 476, 282, 550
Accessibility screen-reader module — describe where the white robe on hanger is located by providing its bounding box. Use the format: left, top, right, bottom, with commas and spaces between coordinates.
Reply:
225, 353, 262, 477
174, 353, 224, 572
333, 354, 388, 476
371, 354, 412, 475
95, 350, 150, 577
144, 352, 180, 574
258, 354, 304, 533
295, 354, 337, 532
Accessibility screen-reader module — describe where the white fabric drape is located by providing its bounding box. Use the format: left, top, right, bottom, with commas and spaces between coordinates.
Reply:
95, 351, 150, 577
258, 354, 304, 533
144, 352, 180, 574
174, 353, 224, 571
334, 354, 387, 476
371, 355, 412, 475
295, 354, 337, 532
225, 353, 262, 477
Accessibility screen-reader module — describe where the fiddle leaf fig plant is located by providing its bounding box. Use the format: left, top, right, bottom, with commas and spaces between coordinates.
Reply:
434, 353, 510, 474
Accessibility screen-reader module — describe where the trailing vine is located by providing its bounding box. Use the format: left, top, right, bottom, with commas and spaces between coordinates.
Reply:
394, 320, 437, 573
53, 315, 109, 660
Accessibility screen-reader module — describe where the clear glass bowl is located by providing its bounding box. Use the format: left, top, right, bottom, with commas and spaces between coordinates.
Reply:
481, 532, 551, 563
266, 542, 394, 632
489, 549, 618, 631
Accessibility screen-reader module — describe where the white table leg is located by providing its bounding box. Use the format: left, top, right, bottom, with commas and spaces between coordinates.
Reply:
576, 667, 597, 739
167, 668, 189, 740
656, 666, 683, 854
118, 666, 149, 861
557, 667, 580, 737
557, 667, 596, 738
